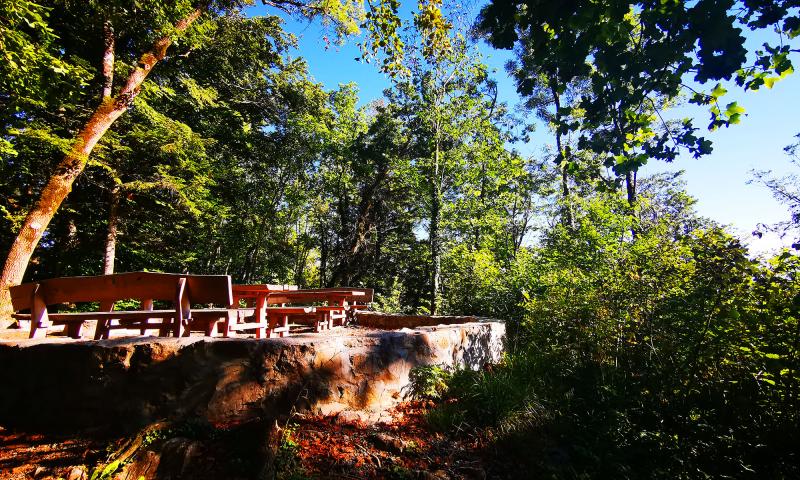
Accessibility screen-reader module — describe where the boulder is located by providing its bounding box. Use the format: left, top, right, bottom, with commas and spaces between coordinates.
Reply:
0, 321, 505, 433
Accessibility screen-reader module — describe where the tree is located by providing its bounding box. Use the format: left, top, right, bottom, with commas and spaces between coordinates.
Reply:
0, 1, 210, 319
386, 26, 522, 313
751, 133, 800, 248
0, 0, 450, 320
477, 0, 800, 226
484, 6, 726, 219
478, 0, 798, 149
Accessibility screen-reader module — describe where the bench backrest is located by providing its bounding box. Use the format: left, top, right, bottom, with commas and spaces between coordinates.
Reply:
9, 272, 233, 311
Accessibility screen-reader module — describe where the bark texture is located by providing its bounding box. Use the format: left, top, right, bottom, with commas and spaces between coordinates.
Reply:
103, 186, 121, 275
0, 8, 204, 322
429, 145, 441, 315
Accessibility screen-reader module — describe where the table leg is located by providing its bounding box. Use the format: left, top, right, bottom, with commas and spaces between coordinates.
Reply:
255, 295, 266, 339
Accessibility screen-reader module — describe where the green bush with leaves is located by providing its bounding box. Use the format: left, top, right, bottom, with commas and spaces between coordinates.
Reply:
431, 186, 800, 478
407, 364, 452, 400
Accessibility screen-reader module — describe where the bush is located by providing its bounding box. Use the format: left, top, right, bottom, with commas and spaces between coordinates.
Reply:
431, 191, 800, 478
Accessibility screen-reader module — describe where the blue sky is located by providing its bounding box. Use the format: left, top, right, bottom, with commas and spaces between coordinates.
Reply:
248, 2, 799, 255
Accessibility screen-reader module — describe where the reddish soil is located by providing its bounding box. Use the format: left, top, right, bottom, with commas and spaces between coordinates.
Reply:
0, 428, 109, 479
287, 401, 491, 479
0, 401, 501, 480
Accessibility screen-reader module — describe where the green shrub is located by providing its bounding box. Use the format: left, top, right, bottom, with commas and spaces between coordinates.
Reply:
430, 190, 800, 478
407, 364, 452, 400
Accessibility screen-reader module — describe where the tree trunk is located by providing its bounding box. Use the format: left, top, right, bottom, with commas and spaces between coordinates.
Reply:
625, 170, 637, 207
319, 223, 328, 288
101, 21, 115, 98
626, 169, 638, 239
0, 7, 203, 321
103, 186, 121, 275
429, 146, 441, 316
550, 82, 574, 230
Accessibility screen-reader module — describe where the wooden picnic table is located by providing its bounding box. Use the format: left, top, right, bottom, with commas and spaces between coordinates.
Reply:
266, 288, 369, 305
231, 285, 373, 335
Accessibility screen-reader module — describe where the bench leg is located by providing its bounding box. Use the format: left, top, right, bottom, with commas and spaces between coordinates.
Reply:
315, 313, 329, 333
255, 296, 267, 339
30, 322, 48, 339
158, 316, 177, 337
65, 322, 83, 339
29, 288, 49, 339
204, 317, 226, 337
218, 312, 233, 338
280, 315, 290, 338
94, 319, 110, 340
176, 318, 189, 337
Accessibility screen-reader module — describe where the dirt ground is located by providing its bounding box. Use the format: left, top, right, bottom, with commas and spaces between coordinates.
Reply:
0, 400, 508, 480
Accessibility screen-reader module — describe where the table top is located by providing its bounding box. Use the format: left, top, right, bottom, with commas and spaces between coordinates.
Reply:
233, 285, 370, 295
232, 284, 297, 293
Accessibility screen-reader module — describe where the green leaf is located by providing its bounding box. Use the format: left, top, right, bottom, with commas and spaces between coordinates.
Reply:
725, 102, 745, 116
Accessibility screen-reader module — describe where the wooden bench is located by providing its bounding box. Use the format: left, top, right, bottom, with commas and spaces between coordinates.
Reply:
227, 306, 317, 338
230, 284, 375, 336
266, 288, 374, 329
10, 272, 252, 339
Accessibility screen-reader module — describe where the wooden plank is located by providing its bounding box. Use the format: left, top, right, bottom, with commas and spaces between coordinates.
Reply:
266, 306, 316, 314
38, 272, 184, 305
12, 273, 238, 308
185, 275, 233, 306
25, 272, 231, 306
9, 282, 36, 312
192, 308, 255, 318
228, 322, 269, 331
29, 284, 49, 339
173, 277, 188, 337
266, 292, 365, 304
314, 306, 349, 312
35, 310, 176, 321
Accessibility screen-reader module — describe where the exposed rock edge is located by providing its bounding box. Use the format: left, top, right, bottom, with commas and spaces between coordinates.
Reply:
0, 320, 505, 432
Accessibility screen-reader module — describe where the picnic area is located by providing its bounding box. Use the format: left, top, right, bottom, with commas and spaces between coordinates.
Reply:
2, 0, 799, 478
7, 272, 373, 340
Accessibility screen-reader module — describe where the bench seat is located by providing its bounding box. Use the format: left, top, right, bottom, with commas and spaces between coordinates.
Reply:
13, 307, 256, 338
224, 306, 315, 338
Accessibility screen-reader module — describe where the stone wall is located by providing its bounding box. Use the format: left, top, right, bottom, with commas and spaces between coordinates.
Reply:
0, 321, 505, 433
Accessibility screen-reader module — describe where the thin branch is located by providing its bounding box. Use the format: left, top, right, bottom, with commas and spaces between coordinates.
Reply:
647, 96, 679, 150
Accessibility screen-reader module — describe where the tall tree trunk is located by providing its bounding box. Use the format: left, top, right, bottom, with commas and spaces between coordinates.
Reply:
626, 169, 638, 238
550, 82, 574, 230
0, 8, 203, 321
429, 145, 441, 315
103, 186, 121, 275
319, 223, 328, 288
101, 21, 115, 98
625, 170, 637, 207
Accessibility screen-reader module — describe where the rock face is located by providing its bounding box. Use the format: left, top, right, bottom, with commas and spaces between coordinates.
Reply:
0, 321, 505, 432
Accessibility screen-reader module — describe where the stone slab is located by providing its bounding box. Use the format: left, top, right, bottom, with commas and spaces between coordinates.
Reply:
0, 321, 505, 432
